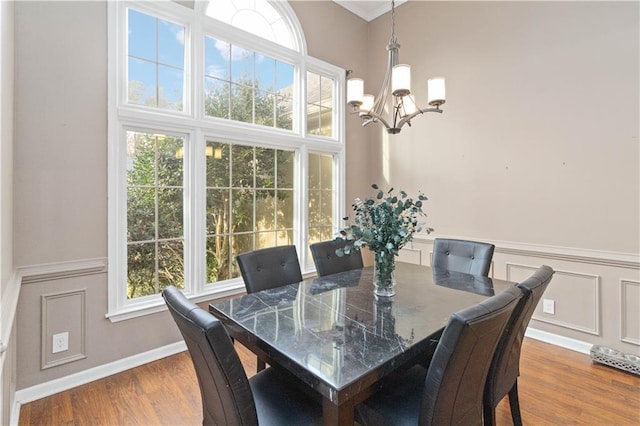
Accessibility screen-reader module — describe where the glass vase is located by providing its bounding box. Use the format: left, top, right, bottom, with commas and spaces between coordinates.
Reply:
374, 251, 396, 298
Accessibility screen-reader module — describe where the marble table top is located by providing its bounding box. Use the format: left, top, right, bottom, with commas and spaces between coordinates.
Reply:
209, 262, 513, 404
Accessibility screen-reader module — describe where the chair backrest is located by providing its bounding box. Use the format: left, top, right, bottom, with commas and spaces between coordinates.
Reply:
432, 238, 495, 276
484, 265, 555, 407
237, 245, 303, 294
419, 286, 522, 426
310, 239, 364, 277
162, 286, 258, 426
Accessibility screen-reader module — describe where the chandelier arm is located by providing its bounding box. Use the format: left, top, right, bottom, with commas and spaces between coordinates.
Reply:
396, 111, 423, 130
418, 107, 444, 114
364, 110, 393, 130
395, 108, 444, 130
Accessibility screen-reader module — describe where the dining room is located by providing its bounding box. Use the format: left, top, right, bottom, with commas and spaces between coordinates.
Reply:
1, 0, 638, 424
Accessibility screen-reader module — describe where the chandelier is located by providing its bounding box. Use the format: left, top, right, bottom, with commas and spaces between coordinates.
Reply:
346, 0, 445, 134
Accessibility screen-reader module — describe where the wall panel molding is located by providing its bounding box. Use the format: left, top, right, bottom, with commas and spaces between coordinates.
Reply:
620, 279, 640, 346
17, 258, 107, 284
41, 289, 87, 369
398, 247, 421, 265
506, 263, 601, 335
412, 234, 639, 269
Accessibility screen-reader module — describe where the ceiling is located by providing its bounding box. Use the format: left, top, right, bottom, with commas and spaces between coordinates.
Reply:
332, 0, 407, 22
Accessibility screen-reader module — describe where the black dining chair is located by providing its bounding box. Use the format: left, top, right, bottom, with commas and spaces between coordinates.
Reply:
483, 265, 555, 426
236, 245, 303, 371
354, 285, 523, 426
237, 245, 303, 294
162, 286, 322, 426
432, 238, 495, 277
310, 239, 364, 277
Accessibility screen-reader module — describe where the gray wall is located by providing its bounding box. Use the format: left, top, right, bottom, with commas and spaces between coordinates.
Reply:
366, 1, 639, 253
0, 0, 13, 288
1, 0, 16, 424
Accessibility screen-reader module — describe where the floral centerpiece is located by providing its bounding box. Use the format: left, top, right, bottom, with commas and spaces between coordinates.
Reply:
336, 184, 433, 297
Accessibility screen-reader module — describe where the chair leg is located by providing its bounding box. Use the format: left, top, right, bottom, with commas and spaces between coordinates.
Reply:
257, 357, 266, 372
483, 402, 497, 426
508, 380, 523, 426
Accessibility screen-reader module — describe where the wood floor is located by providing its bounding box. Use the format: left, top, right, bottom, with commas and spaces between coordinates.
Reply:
19, 338, 640, 425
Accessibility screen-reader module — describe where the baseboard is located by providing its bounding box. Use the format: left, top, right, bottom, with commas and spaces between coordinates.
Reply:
525, 327, 592, 355
12, 340, 187, 423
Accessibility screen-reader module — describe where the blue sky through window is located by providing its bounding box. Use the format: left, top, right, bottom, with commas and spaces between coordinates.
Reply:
127, 7, 294, 115
127, 8, 184, 109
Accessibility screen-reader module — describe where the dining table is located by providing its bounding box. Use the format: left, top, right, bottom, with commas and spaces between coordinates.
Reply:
209, 261, 515, 426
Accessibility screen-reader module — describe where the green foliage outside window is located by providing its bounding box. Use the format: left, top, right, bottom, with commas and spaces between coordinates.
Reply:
127, 132, 184, 299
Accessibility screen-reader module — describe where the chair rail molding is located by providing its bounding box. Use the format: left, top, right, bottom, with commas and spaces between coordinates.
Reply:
17, 257, 108, 284
412, 234, 640, 269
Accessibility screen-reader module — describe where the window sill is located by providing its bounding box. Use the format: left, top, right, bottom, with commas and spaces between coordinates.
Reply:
105, 281, 247, 323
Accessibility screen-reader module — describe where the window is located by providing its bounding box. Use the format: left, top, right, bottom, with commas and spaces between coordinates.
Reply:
204, 37, 294, 129
109, 0, 345, 320
307, 152, 335, 268
127, 9, 185, 111
126, 132, 184, 298
307, 72, 334, 137
205, 142, 295, 282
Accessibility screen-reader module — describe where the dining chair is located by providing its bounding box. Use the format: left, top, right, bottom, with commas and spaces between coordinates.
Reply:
237, 245, 303, 293
310, 239, 364, 277
354, 285, 523, 426
162, 286, 323, 426
236, 245, 303, 371
483, 265, 555, 426
432, 238, 495, 276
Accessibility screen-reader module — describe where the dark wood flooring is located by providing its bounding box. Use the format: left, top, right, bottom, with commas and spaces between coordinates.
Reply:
19, 338, 640, 425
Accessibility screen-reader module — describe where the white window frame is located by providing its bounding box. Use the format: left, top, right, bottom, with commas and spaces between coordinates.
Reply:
107, 0, 345, 322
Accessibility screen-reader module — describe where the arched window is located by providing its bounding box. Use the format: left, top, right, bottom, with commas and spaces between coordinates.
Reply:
206, 0, 300, 50
108, 0, 345, 320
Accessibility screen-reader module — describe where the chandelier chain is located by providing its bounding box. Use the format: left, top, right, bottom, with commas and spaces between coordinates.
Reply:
390, 0, 396, 43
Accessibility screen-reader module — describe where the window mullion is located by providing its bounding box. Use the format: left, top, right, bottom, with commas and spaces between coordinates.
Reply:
187, 129, 206, 295
298, 145, 309, 269
192, 14, 203, 120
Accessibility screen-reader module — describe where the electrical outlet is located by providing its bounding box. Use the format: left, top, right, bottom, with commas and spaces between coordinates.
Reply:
542, 299, 555, 315
52, 331, 69, 354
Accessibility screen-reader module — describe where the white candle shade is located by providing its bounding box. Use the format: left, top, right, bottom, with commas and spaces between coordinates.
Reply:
401, 94, 417, 116
427, 78, 446, 106
347, 78, 364, 106
392, 64, 411, 96
359, 94, 375, 116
